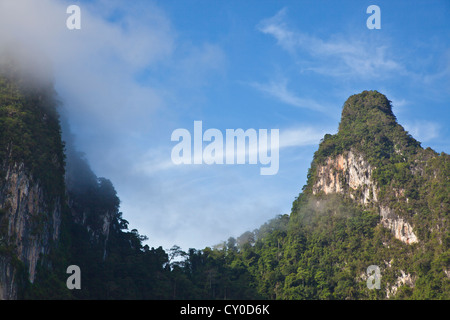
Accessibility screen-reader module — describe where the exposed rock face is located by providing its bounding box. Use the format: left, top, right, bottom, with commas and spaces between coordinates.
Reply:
312, 150, 418, 245
312, 150, 377, 205
0, 256, 16, 300
0, 68, 118, 300
0, 162, 61, 299
386, 270, 415, 298
68, 200, 114, 261
380, 206, 417, 244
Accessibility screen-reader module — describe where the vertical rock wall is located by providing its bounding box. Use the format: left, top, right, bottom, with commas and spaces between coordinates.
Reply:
0, 162, 61, 299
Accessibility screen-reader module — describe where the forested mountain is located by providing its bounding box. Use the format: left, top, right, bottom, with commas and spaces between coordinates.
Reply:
206, 91, 449, 299
0, 58, 448, 299
0, 60, 173, 299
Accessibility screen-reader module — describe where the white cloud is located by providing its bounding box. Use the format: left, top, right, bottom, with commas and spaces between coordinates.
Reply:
0, 0, 176, 147
403, 120, 441, 142
258, 8, 403, 79
249, 79, 329, 113
0, 0, 226, 143
279, 127, 328, 148
172, 43, 227, 87
390, 98, 409, 109
133, 125, 327, 179
0, 0, 233, 250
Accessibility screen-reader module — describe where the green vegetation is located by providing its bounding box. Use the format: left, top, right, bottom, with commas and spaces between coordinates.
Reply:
0, 62, 448, 301
0, 67, 65, 204
174, 91, 449, 300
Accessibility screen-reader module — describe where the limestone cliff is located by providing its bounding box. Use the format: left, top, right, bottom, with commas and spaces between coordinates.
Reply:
307, 91, 431, 245
0, 162, 62, 299
312, 149, 418, 244
301, 90, 449, 298
64, 140, 118, 261
312, 150, 378, 205
0, 68, 66, 299
0, 65, 120, 299
0, 59, 123, 299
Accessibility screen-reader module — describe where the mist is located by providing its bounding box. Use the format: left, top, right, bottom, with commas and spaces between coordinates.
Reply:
0, 0, 326, 251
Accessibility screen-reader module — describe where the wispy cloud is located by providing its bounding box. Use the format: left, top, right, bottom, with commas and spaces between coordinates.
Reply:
133, 149, 175, 176
279, 127, 329, 148
134, 125, 327, 178
421, 49, 450, 89
257, 8, 402, 79
0, 0, 230, 249
403, 120, 441, 143
249, 79, 329, 113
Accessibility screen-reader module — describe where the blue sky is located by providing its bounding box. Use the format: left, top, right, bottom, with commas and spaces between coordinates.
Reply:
1, 0, 449, 251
